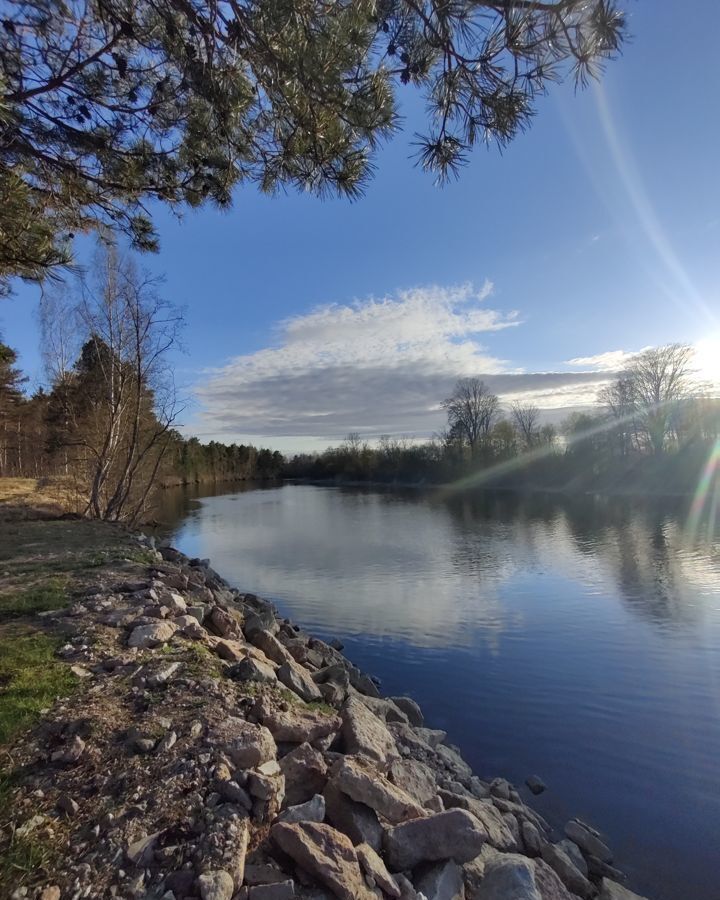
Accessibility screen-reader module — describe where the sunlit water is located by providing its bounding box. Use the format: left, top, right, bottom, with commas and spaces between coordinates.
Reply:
155, 483, 720, 900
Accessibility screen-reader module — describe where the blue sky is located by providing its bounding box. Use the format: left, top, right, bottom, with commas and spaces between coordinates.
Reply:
3, 1, 719, 452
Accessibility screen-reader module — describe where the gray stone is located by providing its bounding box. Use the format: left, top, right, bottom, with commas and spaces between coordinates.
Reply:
259, 704, 341, 744
323, 780, 383, 851
50, 734, 85, 765
439, 793, 517, 852
388, 758, 437, 806
521, 821, 543, 857
278, 793, 325, 824
565, 819, 613, 864
384, 809, 486, 871
541, 843, 594, 899
248, 883, 295, 900
473, 854, 541, 900
198, 869, 234, 900
208, 717, 277, 769
232, 657, 277, 684
525, 776, 546, 796
279, 742, 329, 806
126, 830, 163, 866
599, 879, 650, 900
389, 696, 424, 726
251, 630, 295, 666
127, 621, 178, 648
356, 843, 401, 898
331, 755, 425, 824
341, 696, 398, 768
558, 839, 588, 876
533, 859, 581, 900
277, 662, 323, 702
416, 860, 465, 900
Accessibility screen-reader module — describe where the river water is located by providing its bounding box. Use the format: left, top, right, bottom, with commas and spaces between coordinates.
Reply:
154, 482, 720, 900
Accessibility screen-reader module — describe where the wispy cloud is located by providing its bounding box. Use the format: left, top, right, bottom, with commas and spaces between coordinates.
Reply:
193, 284, 619, 443
565, 348, 643, 372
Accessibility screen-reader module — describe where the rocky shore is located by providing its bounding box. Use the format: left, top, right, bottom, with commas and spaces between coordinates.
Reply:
1, 530, 649, 900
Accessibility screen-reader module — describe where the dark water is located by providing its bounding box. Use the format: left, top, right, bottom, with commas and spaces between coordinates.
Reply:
154, 482, 720, 900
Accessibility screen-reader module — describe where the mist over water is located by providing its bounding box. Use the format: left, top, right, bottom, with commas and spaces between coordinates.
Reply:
156, 482, 720, 900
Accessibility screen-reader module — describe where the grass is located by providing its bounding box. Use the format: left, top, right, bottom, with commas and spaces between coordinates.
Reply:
0, 623, 77, 745
0, 578, 69, 621
0, 830, 58, 891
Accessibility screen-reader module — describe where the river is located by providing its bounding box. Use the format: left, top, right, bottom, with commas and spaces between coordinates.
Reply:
154, 482, 720, 900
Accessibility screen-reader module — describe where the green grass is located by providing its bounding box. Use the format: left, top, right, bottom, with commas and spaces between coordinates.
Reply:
0, 578, 69, 621
0, 830, 58, 891
0, 624, 77, 745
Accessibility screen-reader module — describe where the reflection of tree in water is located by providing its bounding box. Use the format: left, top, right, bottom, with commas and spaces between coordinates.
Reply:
442, 489, 717, 629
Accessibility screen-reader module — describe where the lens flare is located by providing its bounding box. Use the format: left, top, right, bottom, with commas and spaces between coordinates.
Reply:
686, 438, 720, 543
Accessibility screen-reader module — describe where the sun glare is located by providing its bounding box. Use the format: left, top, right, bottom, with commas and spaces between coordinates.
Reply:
694, 337, 720, 388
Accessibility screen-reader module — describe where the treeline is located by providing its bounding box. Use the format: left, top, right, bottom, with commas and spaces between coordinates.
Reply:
285, 345, 720, 496
0, 244, 282, 522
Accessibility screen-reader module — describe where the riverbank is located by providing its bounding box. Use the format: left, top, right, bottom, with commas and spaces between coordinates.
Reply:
0, 515, 647, 900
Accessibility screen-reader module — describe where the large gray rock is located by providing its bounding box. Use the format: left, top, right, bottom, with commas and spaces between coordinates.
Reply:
259, 704, 341, 744
416, 860, 465, 900
331, 755, 425, 824
271, 821, 376, 900
533, 859, 582, 900
472, 854, 541, 900
558, 839, 588, 876
384, 809, 486, 871
277, 793, 325, 824
251, 629, 295, 666
323, 780, 383, 852
565, 820, 613, 864
389, 758, 437, 806
277, 662, 323, 702
599, 880, 650, 900
541, 843, 594, 899
341, 696, 398, 768
198, 870, 235, 900
389, 696, 424, 726
356, 842, 401, 898
248, 883, 295, 900
207, 717, 277, 769
231, 657, 277, 684
279, 742, 328, 806
127, 621, 178, 648
439, 793, 517, 851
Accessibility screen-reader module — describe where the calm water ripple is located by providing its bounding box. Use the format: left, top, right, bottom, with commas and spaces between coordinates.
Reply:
155, 482, 720, 900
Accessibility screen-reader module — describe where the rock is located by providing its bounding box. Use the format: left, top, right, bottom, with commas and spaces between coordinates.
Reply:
50, 734, 85, 764
473, 854, 541, 900
389, 723, 447, 756
56, 794, 79, 816
208, 717, 277, 769
389, 696, 424, 726
252, 629, 295, 666
127, 621, 178, 649
198, 869, 235, 900
243, 604, 279, 638
248, 883, 295, 900
435, 744, 473, 781
331, 755, 425, 824
356, 693, 410, 725
207, 606, 243, 639
521, 821, 543, 857
166, 592, 187, 614
323, 780, 383, 852
126, 830, 163, 866
540, 843, 594, 899
249, 769, 285, 822
525, 776, 546, 796
415, 860, 465, 900
356, 843, 401, 898
244, 865, 291, 886
341, 696, 398, 768
147, 661, 182, 687
217, 779, 253, 810
39, 889, 61, 900
558, 839, 588, 876
231, 657, 278, 684
277, 662, 323, 702
70, 664, 92, 678
157, 730, 177, 753
565, 820, 613, 864
271, 821, 376, 900
259, 705, 341, 744
533, 859, 582, 900
215, 639, 247, 662
388, 758, 437, 806
280, 743, 329, 806
489, 778, 512, 800
278, 793, 326, 824
384, 809, 486, 871
586, 857, 627, 883
200, 813, 249, 887
598, 880, 649, 900
439, 793, 517, 852
329, 638, 344, 651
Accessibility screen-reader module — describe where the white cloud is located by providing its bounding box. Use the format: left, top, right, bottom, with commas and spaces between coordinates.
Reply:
192, 284, 621, 444
565, 349, 642, 371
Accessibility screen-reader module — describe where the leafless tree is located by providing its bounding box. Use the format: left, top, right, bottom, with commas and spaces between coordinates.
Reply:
511, 401, 541, 450
443, 378, 500, 455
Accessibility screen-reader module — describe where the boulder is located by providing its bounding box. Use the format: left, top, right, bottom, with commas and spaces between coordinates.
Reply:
278, 793, 326, 824
127, 621, 178, 648
248, 883, 295, 900
198, 870, 235, 900
389, 696, 424, 726
416, 860, 465, 900
533, 859, 583, 900
540, 843, 594, 899
388, 758, 437, 806
323, 780, 383, 852
558, 840, 588, 876
599, 880, 650, 900
356, 843, 401, 898
472, 854, 541, 900
356, 693, 410, 725
384, 809, 486, 871
331, 755, 425, 824
439, 793, 517, 852
279, 743, 329, 806
521, 821, 543, 857
271, 821, 376, 900
277, 662, 323, 702
565, 820, 613, 864
231, 657, 278, 684
207, 717, 276, 769
525, 776, 547, 796
260, 705, 341, 744
251, 629, 295, 666
341, 696, 398, 768
207, 605, 243, 639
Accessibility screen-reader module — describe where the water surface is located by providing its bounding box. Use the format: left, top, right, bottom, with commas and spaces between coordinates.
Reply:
155, 483, 720, 900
